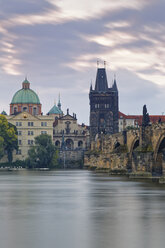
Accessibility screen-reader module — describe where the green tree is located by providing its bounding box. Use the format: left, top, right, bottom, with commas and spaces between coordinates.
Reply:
0, 136, 4, 159
27, 134, 58, 168
0, 115, 18, 163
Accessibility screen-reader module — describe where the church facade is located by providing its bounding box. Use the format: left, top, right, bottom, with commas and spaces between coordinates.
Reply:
89, 67, 119, 141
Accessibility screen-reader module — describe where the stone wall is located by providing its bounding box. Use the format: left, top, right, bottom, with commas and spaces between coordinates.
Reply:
84, 149, 128, 174
131, 152, 153, 172
59, 149, 84, 168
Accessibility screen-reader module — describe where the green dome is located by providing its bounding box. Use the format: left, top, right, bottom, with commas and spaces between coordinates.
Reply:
11, 79, 40, 104
47, 104, 63, 115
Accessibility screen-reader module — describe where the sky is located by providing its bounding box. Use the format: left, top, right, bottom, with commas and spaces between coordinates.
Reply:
0, 0, 165, 124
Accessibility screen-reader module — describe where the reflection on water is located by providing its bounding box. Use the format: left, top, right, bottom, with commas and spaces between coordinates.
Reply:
0, 170, 165, 248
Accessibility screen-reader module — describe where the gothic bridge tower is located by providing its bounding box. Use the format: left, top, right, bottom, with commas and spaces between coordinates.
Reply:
89, 67, 119, 141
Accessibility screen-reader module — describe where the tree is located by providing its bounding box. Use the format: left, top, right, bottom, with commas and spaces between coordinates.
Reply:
0, 115, 18, 163
0, 136, 4, 159
27, 134, 58, 168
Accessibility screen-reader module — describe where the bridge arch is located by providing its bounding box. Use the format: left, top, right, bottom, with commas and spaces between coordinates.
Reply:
154, 132, 165, 161
153, 133, 165, 176
129, 138, 140, 158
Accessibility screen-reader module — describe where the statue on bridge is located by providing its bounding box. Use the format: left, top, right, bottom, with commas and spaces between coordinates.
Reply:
142, 105, 150, 127
142, 105, 151, 149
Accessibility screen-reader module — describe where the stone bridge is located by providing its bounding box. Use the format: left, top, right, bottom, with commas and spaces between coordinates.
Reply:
85, 123, 165, 176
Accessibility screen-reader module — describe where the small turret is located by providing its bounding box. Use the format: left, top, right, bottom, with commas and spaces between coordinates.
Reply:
90, 82, 93, 91
112, 75, 118, 92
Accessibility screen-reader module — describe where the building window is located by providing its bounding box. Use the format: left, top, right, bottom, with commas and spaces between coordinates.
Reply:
18, 131, 22, 136
33, 107, 37, 115
28, 131, 34, 135
65, 121, 70, 134
28, 122, 34, 126
16, 122, 22, 127
78, 140, 83, 149
41, 131, 47, 134
41, 122, 47, 127
105, 104, 109, 108
14, 107, 17, 113
18, 140, 22, 145
23, 107, 27, 112
55, 140, 60, 147
16, 149, 21, 155
28, 140, 34, 145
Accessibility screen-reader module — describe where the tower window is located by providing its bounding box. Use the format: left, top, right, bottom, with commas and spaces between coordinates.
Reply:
95, 104, 100, 108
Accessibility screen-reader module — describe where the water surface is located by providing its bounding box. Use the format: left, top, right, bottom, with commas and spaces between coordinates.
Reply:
0, 170, 165, 248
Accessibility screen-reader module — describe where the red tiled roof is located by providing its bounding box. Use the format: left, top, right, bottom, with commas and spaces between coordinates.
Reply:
119, 111, 165, 125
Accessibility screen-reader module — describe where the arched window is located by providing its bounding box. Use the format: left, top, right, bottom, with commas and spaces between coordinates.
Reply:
55, 140, 60, 148
78, 141, 83, 149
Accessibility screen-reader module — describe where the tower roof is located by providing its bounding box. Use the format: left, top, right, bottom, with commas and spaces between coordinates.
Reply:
95, 68, 108, 92
47, 104, 63, 115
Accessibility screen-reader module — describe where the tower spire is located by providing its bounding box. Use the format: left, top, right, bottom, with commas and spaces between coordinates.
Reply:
58, 93, 61, 110
95, 67, 108, 91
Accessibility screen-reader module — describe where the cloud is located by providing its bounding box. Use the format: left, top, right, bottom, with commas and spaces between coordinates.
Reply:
48, 0, 147, 19
0, 0, 165, 124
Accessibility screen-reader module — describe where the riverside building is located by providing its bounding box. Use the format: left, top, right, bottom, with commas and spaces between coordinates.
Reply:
0, 78, 89, 164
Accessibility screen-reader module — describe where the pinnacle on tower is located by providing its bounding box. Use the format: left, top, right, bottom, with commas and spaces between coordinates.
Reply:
112, 74, 118, 92
90, 81, 93, 91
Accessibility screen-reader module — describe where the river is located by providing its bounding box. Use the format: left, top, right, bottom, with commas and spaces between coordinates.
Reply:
0, 170, 165, 248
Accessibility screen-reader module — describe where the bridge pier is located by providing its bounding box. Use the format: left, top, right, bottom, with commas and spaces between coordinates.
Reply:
162, 160, 165, 176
